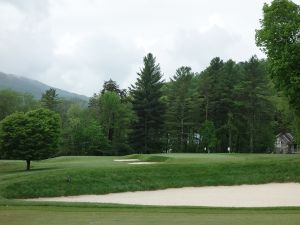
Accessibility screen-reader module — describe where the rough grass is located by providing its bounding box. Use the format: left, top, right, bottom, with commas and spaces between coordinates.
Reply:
1, 154, 300, 199
1, 205, 300, 225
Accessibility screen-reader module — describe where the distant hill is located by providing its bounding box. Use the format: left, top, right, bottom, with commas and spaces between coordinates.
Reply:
0, 72, 89, 102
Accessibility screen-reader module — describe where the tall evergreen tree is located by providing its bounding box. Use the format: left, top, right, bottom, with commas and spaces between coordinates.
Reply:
41, 88, 60, 111
166, 66, 194, 152
192, 57, 274, 153
130, 53, 165, 153
234, 56, 274, 152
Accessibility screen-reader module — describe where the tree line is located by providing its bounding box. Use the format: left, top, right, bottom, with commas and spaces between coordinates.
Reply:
1, 54, 299, 156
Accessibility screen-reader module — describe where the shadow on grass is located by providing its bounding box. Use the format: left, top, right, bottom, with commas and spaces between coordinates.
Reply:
0, 167, 61, 175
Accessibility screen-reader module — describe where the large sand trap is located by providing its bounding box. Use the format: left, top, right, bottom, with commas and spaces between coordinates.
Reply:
28, 183, 300, 207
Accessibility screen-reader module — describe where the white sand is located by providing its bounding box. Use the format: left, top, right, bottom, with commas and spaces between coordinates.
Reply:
128, 162, 158, 165
28, 183, 300, 207
113, 159, 139, 162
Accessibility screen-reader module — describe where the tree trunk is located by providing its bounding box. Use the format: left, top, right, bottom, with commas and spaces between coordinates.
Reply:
144, 116, 148, 154
26, 160, 31, 171
205, 97, 209, 120
181, 118, 184, 152
180, 103, 185, 152
249, 119, 254, 153
228, 113, 232, 153
250, 132, 253, 153
228, 128, 232, 152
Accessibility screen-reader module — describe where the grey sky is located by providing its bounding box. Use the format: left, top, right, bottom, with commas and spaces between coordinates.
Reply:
1, 0, 294, 96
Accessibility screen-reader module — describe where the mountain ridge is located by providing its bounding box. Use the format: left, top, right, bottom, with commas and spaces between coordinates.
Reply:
0, 72, 89, 101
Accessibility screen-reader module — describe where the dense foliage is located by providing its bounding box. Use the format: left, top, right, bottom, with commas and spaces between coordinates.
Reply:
0, 54, 298, 156
164, 57, 276, 153
0, 108, 61, 170
256, 0, 300, 114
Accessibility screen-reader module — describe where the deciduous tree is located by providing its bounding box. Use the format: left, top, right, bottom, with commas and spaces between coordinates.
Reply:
256, 0, 300, 114
0, 108, 61, 170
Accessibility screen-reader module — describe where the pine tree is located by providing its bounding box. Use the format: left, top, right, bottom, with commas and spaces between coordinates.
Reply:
41, 88, 60, 112
166, 66, 194, 152
234, 56, 274, 152
130, 53, 165, 153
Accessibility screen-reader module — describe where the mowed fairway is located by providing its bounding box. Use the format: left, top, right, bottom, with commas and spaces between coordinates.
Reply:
1, 154, 300, 225
1, 206, 300, 225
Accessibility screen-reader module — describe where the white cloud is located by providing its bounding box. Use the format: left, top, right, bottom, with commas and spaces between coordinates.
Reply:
0, 0, 291, 96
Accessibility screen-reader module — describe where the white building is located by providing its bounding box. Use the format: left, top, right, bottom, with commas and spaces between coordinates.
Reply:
275, 132, 299, 154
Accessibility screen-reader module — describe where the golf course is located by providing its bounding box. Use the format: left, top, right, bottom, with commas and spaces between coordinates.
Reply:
1, 0, 300, 223
1, 154, 300, 225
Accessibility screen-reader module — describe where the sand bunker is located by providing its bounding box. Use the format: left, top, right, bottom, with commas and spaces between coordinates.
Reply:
114, 159, 157, 165
113, 159, 139, 162
28, 183, 300, 207
128, 162, 158, 165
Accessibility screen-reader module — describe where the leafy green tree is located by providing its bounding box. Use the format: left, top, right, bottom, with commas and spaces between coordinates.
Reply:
0, 108, 61, 170
130, 53, 166, 153
88, 81, 134, 155
62, 105, 109, 155
99, 92, 134, 150
41, 88, 61, 111
101, 79, 127, 100
256, 0, 300, 114
99, 92, 121, 142
200, 120, 217, 153
272, 92, 300, 144
89, 79, 128, 120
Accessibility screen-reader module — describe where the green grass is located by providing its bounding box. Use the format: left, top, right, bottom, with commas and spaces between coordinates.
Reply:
1, 154, 300, 225
1, 205, 300, 225
1, 154, 300, 198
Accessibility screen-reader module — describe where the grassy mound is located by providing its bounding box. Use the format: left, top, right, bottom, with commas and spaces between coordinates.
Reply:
1, 154, 300, 199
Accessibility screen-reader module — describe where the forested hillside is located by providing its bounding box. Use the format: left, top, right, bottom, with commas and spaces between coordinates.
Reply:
0, 72, 88, 101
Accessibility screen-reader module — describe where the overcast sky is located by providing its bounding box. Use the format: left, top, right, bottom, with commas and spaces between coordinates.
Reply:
1, 0, 295, 96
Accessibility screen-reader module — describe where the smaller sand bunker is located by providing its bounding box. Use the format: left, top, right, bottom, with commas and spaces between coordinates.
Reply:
113, 159, 139, 162
128, 162, 158, 165
28, 183, 300, 207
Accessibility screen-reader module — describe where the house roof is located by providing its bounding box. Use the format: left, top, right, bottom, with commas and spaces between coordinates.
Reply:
276, 132, 294, 144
